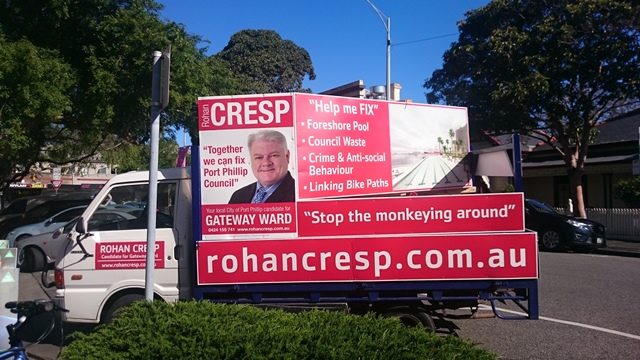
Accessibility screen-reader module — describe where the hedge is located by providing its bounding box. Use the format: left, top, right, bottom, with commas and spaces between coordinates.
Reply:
61, 301, 495, 360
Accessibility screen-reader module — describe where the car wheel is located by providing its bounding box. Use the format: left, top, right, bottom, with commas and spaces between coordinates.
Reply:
540, 229, 562, 251
19, 247, 46, 273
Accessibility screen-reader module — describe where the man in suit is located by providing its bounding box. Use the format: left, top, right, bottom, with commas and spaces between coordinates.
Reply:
228, 130, 295, 204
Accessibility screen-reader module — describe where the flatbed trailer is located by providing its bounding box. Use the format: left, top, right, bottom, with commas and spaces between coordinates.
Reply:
189, 139, 539, 327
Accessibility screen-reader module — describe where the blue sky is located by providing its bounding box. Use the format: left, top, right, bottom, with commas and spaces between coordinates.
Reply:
158, 0, 489, 145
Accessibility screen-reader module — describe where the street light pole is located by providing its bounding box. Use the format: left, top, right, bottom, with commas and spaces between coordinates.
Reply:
365, 0, 391, 100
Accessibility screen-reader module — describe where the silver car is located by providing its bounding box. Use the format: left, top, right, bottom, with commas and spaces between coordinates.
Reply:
17, 209, 137, 272
6, 206, 88, 246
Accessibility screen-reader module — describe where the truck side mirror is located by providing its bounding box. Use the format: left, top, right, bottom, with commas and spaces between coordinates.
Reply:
72, 216, 93, 258
76, 216, 87, 234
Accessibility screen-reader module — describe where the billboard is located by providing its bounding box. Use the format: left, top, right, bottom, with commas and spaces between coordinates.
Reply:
196, 93, 536, 284
198, 94, 474, 238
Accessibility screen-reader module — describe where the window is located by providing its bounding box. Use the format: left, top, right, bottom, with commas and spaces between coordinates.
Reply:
51, 207, 87, 223
89, 182, 177, 231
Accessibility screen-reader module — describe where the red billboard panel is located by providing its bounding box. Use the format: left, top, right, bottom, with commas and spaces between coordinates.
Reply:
296, 193, 524, 237
196, 232, 538, 285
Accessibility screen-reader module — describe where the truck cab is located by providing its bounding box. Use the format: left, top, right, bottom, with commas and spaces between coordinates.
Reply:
54, 168, 193, 323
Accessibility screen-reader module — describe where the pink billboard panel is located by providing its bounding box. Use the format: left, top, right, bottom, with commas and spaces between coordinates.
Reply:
196, 232, 538, 285
295, 94, 393, 198
198, 95, 294, 131
198, 94, 297, 239
294, 94, 472, 199
197, 93, 473, 240
201, 203, 297, 235
297, 193, 524, 237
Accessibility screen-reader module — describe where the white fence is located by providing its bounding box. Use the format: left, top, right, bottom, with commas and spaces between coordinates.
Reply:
555, 207, 640, 241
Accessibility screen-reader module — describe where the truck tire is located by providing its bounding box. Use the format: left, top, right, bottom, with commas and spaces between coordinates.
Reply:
102, 293, 146, 324
385, 309, 436, 331
19, 246, 46, 273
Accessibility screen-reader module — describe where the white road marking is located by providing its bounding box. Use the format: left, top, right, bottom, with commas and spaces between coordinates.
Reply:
478, 305, 640, 341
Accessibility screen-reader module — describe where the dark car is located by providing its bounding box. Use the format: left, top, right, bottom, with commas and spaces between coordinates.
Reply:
524, 198, 606, 251
0, 195, 44, 220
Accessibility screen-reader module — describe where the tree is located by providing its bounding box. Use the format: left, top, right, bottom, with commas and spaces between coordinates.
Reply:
424, 0, 640, 217
216, 29, 316, 94
0, 34, 75, 187
102, 136, 180, 172
0, 0, 237, 191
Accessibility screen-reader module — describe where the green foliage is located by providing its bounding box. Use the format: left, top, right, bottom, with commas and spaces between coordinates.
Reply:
0, 1, 316, 188
0, 33, 75, 185
0, 0, 236, 190
101, 137, 179, 172
61, 301, 495, 360
425, 0, 640, 216
614, 176, 640, 207
426, 0, 640, 134
216, 29, 316, 94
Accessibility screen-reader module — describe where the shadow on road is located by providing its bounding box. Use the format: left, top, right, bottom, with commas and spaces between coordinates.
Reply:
17, 308, 97, 349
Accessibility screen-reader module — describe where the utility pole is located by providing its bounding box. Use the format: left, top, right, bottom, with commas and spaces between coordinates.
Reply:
365, 0, 391, 100
145, 46, 170, 301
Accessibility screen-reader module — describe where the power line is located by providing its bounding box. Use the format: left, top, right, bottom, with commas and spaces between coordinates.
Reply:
392, 32, 458, 47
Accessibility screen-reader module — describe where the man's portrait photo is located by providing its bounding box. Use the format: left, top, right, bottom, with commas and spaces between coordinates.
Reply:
228, 129, 296, 204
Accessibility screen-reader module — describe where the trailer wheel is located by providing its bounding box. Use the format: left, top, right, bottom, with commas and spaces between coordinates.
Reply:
102, 293, 145, 324
385, 310, 436, 331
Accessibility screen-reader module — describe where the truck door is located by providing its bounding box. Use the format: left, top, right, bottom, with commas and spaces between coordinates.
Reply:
60, 181, 180, 322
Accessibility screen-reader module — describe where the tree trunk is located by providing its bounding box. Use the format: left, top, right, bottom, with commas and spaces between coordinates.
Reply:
567, 167, 586, 218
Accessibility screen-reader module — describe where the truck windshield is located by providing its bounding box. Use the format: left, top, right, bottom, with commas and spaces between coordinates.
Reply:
89, 182, 176, 231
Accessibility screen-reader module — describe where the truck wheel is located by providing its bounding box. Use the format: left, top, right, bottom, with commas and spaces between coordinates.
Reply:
540, 229, 562, 251
385, 310, 436, 330
19, 247, 46, 273
102, 294, 146, 323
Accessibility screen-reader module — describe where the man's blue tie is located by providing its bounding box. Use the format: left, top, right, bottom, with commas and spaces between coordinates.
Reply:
253, 187, 267, 203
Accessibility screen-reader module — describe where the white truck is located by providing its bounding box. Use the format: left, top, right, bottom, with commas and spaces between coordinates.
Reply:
53, 93, 539, 326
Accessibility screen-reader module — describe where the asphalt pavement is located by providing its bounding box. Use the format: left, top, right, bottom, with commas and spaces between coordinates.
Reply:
18, 238, 640, 360
597, 238, 640, 258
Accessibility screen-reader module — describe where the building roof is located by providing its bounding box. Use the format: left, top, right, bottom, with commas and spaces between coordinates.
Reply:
522, 154, 637, 168
481, 108, 640, 152
594, 108, 640, 144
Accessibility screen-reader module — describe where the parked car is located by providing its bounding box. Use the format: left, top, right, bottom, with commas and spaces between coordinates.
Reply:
17, 209, 137, 272
0, 195, 44, 226
5, 205, 88, 246
0, 196, 39, 216
524, 198, 606, 251
0, 195, 93, 238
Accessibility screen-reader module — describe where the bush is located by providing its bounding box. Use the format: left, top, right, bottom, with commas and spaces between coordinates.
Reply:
61, 301, 495, 360
614, 176, 640, 207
